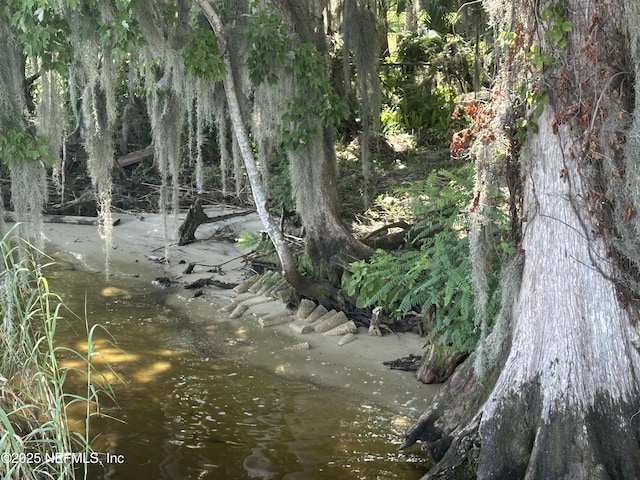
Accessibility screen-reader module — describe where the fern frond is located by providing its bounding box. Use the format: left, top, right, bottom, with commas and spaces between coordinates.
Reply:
347, 162, 508, 354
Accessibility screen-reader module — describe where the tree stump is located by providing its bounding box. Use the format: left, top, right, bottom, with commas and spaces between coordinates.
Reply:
177, 200, 253, 245
178, 200, 210, 245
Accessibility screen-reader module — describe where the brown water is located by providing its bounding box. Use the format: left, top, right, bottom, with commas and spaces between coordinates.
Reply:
47, 263, 431, 480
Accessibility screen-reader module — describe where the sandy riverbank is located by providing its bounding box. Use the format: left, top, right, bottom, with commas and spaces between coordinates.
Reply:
43, 208, 438, 414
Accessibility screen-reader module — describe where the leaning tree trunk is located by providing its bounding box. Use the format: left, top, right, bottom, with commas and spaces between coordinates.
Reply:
196, 0, 296, 275
196, 0, 345, 301
402, 0, 640, 478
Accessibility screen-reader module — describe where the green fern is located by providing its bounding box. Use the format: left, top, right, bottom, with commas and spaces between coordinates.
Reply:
349, 165, 503, 353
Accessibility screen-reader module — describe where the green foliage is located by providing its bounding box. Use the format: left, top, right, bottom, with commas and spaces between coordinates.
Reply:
541, 4, 572, 49
238, 229, 276, 257
348, 165, 502, 352
527, 44, 553, 71
246, 5, 350, 153
94, 3, 144, 63
524, 4, 571, 72
516, 4, 571, 139
184, 26, 225, 82
381, 31, 472, 141
1, 1, 71, 73
1, 0, 144, 73
246, 6, 291, 85
0, 125, 57, 167
349, 240, 480, 352
514, 89, 548, 138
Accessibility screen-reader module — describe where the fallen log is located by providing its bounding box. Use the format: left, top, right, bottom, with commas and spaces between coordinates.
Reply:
4, 212, 120, 226
184, 277, 237, 290
116, 145, 154, 167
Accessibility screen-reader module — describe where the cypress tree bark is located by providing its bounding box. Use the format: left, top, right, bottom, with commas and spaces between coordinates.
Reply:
402, 0, 640, 477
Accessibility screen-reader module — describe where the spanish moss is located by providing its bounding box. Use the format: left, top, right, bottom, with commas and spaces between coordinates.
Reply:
343, 0, 381, 208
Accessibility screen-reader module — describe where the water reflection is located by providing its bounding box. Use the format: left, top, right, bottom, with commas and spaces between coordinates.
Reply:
46, 266, 429, 480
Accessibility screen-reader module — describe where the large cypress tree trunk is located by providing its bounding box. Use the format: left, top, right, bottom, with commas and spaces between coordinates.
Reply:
284, 0, 373, 276
402, 0, 640, 477
477, 106, 640, 478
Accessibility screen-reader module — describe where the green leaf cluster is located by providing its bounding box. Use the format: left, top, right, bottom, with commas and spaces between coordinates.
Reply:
2, 1, 144, 73
246, 6, 291, 85
1, 0, 72, 74
525, 4, 572, 72
184, 27, 225, 82
246, 5, 350, 152
93, 1, 144, 63
527, 44, 553, 71
348, 165, 503, 352
541, 5, 572, 49
238, 229, 276, 257
0, 126, 56, 167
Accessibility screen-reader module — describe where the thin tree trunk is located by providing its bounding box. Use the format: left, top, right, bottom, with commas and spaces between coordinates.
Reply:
196, 0, 341, 300
196, 0, 296, 274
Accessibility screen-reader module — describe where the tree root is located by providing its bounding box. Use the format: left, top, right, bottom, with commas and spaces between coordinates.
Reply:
403, 360, 640, 479
416, 342, 468, 384
401, 355, 486, 455
400, 354, 490, 479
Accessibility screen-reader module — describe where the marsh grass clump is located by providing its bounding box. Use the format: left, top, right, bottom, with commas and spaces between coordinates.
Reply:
0, 231, 115, 480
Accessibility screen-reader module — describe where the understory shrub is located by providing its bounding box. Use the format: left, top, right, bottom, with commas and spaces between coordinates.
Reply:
381, 31, 476, 143
348, 165, 504, 352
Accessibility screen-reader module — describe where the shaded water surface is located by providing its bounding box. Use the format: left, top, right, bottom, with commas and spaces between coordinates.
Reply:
48, 266, 430, 480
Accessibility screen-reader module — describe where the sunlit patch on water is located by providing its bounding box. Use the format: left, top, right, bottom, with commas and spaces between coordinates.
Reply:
47, 267, 431, 480
100, 286, 133, 299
